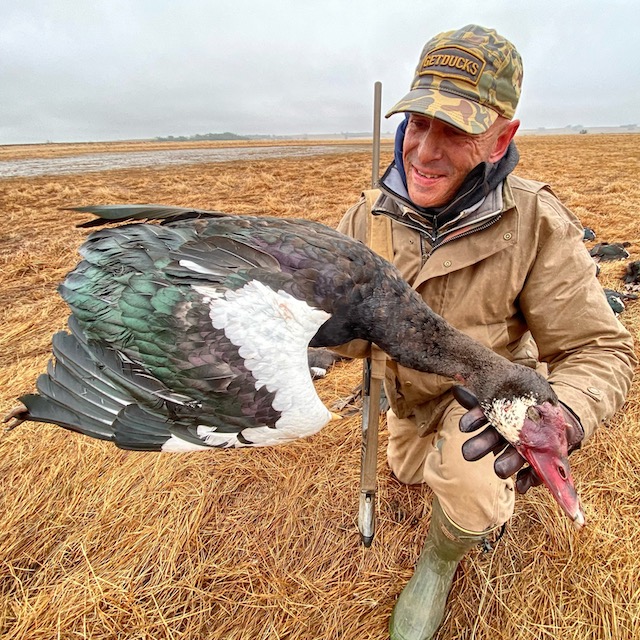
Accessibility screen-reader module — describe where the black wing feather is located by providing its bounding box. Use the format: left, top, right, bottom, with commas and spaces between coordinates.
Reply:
73, 204, 228, 228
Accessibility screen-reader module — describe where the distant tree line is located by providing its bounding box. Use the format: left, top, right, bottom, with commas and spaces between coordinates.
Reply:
154, 132, 249, 141
153, 131, 384, 142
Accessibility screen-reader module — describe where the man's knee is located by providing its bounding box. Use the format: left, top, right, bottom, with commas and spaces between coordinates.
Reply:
425, 404, 515, 529
386, 410, 432, 485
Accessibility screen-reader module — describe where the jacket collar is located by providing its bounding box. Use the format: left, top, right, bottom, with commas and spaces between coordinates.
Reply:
375, 174, 507, 248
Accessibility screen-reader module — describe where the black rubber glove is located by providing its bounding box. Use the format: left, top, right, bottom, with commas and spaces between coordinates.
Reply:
453, 386, 584, 494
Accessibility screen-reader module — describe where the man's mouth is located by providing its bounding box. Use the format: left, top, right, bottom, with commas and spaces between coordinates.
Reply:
414, 167, 443, 180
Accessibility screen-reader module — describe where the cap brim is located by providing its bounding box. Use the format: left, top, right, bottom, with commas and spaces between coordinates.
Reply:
385, 88, 499, 135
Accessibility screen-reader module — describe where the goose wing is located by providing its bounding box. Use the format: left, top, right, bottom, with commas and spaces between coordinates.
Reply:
23, 218, 336, 450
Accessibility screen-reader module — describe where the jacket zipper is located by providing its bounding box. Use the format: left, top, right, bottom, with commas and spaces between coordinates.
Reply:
422, 215, 503, 263
376, 182, 503, 255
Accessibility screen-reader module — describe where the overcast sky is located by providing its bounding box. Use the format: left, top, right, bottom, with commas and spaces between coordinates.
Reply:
2, 0, 638, 144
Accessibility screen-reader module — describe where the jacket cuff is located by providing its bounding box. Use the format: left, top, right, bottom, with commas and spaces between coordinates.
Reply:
550, 381, 597, 442
558, 400, 585, 451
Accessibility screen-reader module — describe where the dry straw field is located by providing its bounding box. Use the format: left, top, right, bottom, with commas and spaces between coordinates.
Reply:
1, 134, 639, 639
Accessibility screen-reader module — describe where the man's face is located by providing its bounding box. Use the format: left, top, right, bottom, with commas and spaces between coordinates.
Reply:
402, 113, 513, 208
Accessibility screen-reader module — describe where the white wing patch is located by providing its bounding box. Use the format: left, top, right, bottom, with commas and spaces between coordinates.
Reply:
161, 436, 211, 452
161, 279, 332, 450
482, 395, 537, 445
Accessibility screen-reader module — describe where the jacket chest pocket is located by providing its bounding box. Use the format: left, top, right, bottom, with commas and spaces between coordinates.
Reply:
417, 260, 524, 352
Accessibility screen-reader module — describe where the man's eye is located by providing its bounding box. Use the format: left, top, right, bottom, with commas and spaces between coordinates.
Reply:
409, 118, 430, 132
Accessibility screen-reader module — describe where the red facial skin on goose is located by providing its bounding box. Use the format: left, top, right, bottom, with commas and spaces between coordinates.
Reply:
516, 402, 585, 528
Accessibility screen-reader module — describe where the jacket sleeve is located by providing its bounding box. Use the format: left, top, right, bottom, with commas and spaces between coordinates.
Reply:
518, 188, 637, 441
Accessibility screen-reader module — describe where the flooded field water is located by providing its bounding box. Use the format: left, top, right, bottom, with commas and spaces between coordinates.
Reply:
0, 144, 370, 178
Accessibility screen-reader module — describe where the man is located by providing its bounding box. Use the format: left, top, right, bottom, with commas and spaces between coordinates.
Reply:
335, 24, 636, 640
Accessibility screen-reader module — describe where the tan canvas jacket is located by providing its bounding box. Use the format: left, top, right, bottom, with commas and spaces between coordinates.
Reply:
336, 174, 637, 440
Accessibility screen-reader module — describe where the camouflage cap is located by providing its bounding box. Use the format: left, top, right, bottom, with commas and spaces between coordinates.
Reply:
386, 24, 523, 134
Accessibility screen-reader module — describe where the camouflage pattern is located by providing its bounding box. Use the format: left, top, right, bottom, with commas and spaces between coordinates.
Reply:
387, 24, 523, 134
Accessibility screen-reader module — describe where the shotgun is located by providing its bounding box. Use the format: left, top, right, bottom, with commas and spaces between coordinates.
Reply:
358, 81, 383, 547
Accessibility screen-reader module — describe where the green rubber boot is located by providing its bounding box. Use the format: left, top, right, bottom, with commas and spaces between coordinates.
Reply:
389, 499, 490, 640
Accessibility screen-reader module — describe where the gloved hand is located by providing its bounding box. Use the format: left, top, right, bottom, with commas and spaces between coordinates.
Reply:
453, 386, 584, 494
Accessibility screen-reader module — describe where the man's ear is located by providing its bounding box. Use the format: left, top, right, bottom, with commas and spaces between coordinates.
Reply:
488, 119, 520, 163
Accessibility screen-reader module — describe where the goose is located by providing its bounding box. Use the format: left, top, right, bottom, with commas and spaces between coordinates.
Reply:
307, 347, 348, 379
623, 260, 640, 292
603, 288, 638, 315
589, 241, 631, 263
4, 205, 585, 527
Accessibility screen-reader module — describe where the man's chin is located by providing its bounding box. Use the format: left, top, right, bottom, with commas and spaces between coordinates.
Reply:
407, 179, 454, 209
408, 191, 450, 209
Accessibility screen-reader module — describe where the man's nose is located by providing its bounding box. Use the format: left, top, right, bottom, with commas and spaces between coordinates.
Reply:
415, 126, 445, 162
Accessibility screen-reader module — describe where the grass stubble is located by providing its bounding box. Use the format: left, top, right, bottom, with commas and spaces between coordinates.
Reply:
0, 134, 639, 639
